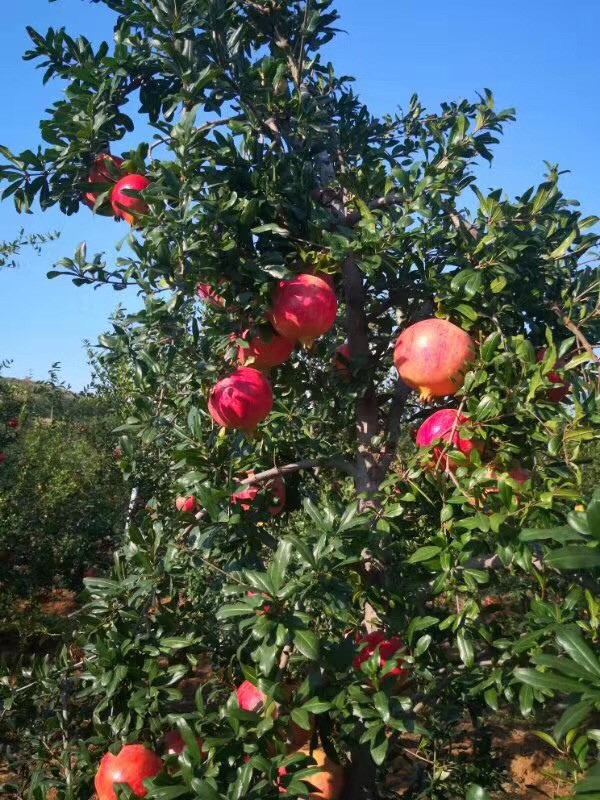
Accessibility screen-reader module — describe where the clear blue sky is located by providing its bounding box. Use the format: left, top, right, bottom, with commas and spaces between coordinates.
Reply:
1, 0, 599, 390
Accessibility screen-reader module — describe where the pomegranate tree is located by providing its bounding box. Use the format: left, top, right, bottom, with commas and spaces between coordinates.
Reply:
208, 367, 273, 432
269, 274, 338, 347
394, 318, 475, 400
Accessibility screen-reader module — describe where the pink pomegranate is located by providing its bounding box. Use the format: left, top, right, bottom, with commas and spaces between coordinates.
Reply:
353, 632, 408, 681
416, 409, 483, 469
83, 154, 124, 214
237, 329, 295, 370
333, 342, 351, 380
237, 680, 267, 712
94, 744, 163, 800
232, 474, 286, 515
111, 174, 151, 225
162, 730, 205, 757
175, 496, 199, 513
269, 274, 338, 347
208, 367, 273, 432
536, 349, 570, 403
394, 319, 475, 401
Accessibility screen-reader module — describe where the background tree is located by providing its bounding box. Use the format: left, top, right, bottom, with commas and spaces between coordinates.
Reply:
1, 2, 599, 800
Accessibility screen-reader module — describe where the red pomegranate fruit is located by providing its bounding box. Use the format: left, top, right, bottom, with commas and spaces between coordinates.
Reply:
83, 154, 124, 214
353, 631, 408, 681
208, 368, 273, 433
394, 319, 475, 401
232, 473, 286, 516
0, 453, 5, 465
7, 419, 18, 429
94, 744, 163, 800
237, 329, 295, 370
237, 680, 267, 712
247, 590, 272, 615
162, 730, 205, 757
269, 274, 338, 347
111, 174, 151, 225
175, 495, 199, 514
536, 349, 570, 403
416, 409, 483, 469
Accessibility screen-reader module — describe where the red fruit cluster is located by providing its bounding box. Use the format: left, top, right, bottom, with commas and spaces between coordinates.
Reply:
83, 154, 124, 215
208, 274, 337, 432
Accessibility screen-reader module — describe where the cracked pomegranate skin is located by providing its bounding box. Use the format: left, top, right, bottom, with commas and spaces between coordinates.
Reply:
237, 331, 295, 370
94, 744, 163, 800
111, 174, 151, 225
416, 409, 483, 468
208, 367, 273, 432
269, 274, 338, 347
394, 319, 475, 400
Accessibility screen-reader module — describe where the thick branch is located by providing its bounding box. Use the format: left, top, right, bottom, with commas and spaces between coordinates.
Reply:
237, 457, 355, 486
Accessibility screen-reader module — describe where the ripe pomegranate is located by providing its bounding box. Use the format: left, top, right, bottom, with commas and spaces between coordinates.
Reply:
269, 274, 338, 347
237, 680, 267, 712
83, 154, 124, 214
208, 368, 273, 432
536, 349, 570, 403
0, 453, 5, 464
162, 730, 204, 757
232, 473, 286, 515
237, 329, 295, 370
113, 447, 122, 461
111, 174, 151, 225
333, 342, 351, 380
7, 419, 18, 429
94, 744, 163, 800
84, 567, 99, 578
353, 632, 408, 681
175, 495, 199, 513
416, 409, 483, 469
279, 748, 344, 800
197, 281, 226, 309
394, 319, 475, 401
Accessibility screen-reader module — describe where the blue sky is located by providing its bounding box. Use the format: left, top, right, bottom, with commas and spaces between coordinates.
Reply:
1, 0, 599, 390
